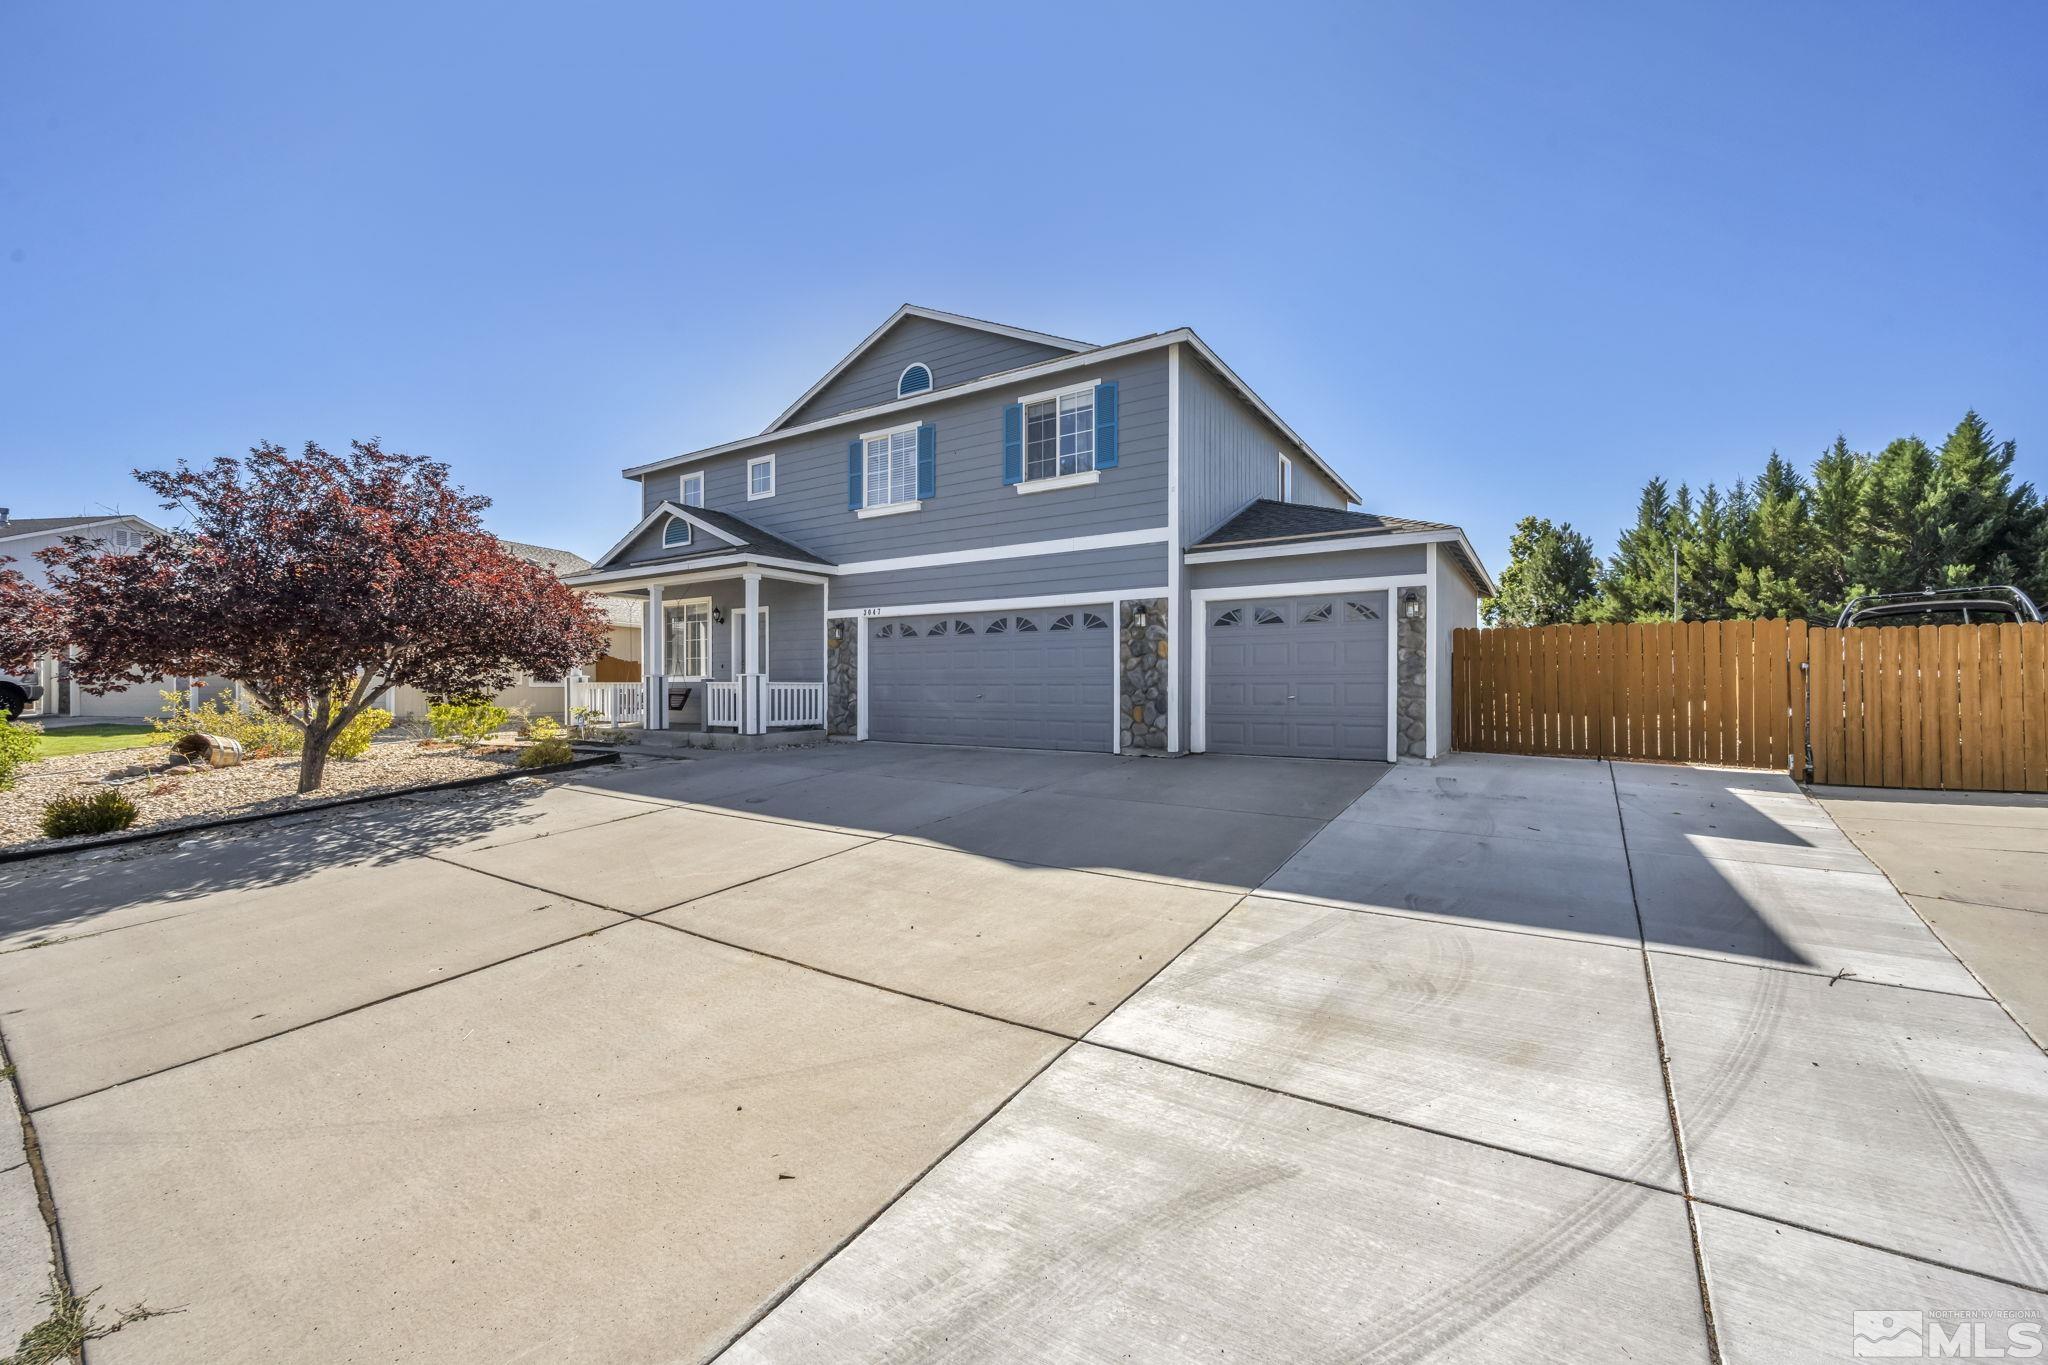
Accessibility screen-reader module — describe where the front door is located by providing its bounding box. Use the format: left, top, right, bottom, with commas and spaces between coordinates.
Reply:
730, 608, 770, 676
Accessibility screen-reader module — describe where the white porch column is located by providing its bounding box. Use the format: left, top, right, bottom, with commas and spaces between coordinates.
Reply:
643, 584, 667, 730
742, 572, 763, 734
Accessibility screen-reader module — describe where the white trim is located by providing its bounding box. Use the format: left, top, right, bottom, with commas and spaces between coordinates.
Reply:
1013, 375, 1101, 408
1013, 470, 1099, 495
589, 501, 746, 570
896, 362, 934, 398
621, 327, 1361, 506
730, 604, 769, 682
566, 556, 831, 589
662, 517, 692, 549
855, 500, 922, 520
1184, 526, 1499, 595
660, 595, 715, 681
837, 527, 1167, 577
1426, 543, 1441, 760
857, 417, 925, 443
746, 454, 776, 500
1166, 344, 1182, 753
764, 304, 1092, 434
1188, 575, 1422, 760
679, 471, 705, 508
1277, 452, 1293, 502
828, 587, 1169, 621
855, 622, 869, 740
0, 514, 165, 546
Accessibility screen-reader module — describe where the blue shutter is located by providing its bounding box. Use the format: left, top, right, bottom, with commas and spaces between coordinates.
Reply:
916, 424, 937, 500
847, 439, 863, 510
1002, 403, 1023, 485
1094, 380, 1119, 470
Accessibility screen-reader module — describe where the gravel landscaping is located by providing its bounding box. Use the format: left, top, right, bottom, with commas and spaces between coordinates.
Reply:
0, 739, 526, 851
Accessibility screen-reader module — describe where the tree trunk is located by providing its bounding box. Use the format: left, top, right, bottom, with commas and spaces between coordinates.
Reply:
297, 733, 333, 794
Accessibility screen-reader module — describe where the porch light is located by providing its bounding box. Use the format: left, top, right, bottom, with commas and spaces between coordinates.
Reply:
1401, 590, 1423, 620
712, 607, 726, 625
1133, 606, 1147, 628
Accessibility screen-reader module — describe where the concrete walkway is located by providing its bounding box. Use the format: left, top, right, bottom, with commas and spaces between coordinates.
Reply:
1, 745, 2042, 1361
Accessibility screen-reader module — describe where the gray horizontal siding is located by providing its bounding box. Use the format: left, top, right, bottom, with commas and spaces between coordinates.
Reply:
1187, 544, 1425, 590
1178, 351, 1347, 545
780, 316, 1075, 429
637, 349, 1170, 566
654, 577, 824, 684
612, 518, 752, 569
830, 542, 1168, 613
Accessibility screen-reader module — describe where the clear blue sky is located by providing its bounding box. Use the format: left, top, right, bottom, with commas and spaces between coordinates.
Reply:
4, 2, 2043, 581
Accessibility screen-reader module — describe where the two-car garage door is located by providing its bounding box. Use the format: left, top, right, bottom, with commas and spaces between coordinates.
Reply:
1203, 592, 1390, 761
866, 606, 1114, 752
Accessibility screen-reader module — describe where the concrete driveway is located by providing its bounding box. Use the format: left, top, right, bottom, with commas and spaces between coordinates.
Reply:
1, 744, 2043, 1361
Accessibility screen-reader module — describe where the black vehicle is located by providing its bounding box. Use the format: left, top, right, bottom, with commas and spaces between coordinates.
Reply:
1835, 585, 2044, 629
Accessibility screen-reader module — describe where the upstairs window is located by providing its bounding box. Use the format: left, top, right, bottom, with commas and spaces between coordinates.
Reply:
680, 471, 705, 507
662, 517, 692, 548
747, 454, 775, 500
862, 426, 919, 508
898, 363, 933, 397
1278, 453, 1294, 502
1025, 387, 1094, 481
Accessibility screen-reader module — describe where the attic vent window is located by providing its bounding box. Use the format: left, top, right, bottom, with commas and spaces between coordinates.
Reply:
662, 517, 692, 548
898, 363, 933, 397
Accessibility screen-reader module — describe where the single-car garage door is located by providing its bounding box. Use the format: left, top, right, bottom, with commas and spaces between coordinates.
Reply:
867, 605, 1114, 751
1203, 592, 1389, 760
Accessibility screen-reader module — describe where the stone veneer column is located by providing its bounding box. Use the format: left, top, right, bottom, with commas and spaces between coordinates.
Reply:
1396, 588, 1428, 759
1119, 598, 1169, 753
826, 619, 858, 737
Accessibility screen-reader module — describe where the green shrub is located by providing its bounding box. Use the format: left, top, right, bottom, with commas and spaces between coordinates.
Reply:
428, 697, 514, 746
523, 715, 565, 742
330, 707, 394, 760
40, 790, 140, 839
152, 691, 302, 758
517, 737, 575, 769
0, 715, 40, 791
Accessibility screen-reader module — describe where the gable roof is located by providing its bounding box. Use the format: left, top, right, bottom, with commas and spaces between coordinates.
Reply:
763, 304, 1092, 434
0, 513, 164, 543
589, 502, 833, 573
1191, 499, 1497, 596
497, 538, 596, 576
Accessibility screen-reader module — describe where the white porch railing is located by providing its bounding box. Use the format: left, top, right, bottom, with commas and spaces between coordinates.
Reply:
568, 679, 645, 727
705, 680, 743, 729
765, 681, 824, 728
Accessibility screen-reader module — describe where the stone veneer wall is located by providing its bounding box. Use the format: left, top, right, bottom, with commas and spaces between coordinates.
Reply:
1396, 588, 1428, 759
1119, 597, 1169, 753
826, 618, 858, 736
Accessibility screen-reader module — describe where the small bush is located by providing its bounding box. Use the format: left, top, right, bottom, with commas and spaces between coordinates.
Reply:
522, 715, 565, 742
517, 737, 575, 769
0, 715, 40, 791
329, 707, 393, 760
428, 697, 514, 747
40, 790, 141, 839
152, 691, 302, 759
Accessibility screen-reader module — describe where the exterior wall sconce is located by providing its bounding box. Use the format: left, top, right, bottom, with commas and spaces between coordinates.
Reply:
711, 607, 726, 625
1133, 606, 1148, 628
1401, 589, 1424, 620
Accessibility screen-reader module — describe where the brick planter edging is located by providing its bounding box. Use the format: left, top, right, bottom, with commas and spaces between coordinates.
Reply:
0, 749, 622, 868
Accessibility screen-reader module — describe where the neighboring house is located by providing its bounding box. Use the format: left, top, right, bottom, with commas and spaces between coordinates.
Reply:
565, 304, 1494, 761
0, 508, 232, 718
382, 539, 642, 723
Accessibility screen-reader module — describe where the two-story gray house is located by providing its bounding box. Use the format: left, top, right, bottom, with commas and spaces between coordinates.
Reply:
566, 305, 1494, 762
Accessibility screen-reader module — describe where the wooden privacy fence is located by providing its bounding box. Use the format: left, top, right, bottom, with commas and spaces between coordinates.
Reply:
1452, 620, 2048, 792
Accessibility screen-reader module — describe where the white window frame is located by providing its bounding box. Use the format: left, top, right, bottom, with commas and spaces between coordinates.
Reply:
1277, 452, 1293, 502
664, 596, 712, 679
897, 362, 933, 398
747, 453, 776, 500
854, 420, 923, 518
679, 471, 705, 507
662, 517, 692, 548
1015, 378, 1102, 492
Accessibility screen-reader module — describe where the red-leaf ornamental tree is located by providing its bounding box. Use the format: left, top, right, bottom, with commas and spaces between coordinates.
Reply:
0, 558, 58, 681
41, 440, 610, 793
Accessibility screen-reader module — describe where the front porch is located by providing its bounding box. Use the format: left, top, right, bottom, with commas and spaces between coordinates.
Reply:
570, 563, 829, 738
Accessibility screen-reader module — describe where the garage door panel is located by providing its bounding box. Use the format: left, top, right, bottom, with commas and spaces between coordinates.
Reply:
1204, 593, 1389, 761
868, 607, 1112, 752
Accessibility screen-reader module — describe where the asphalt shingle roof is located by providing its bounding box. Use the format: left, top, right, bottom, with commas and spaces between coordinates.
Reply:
656, 508, 834, 566
1191, 500, 1457, 548
0, 514, 149, 538
496, 538, 641, 627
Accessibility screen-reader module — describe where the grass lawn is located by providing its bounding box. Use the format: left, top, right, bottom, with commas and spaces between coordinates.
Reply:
33, 722, 162, 759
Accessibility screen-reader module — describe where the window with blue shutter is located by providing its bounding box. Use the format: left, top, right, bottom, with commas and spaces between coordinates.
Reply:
847, 439, 863, 509
916, 424, 936, 500
1002, 403, 1023, 485
1094, 380, 1118, 469
898, 363, 932, 397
